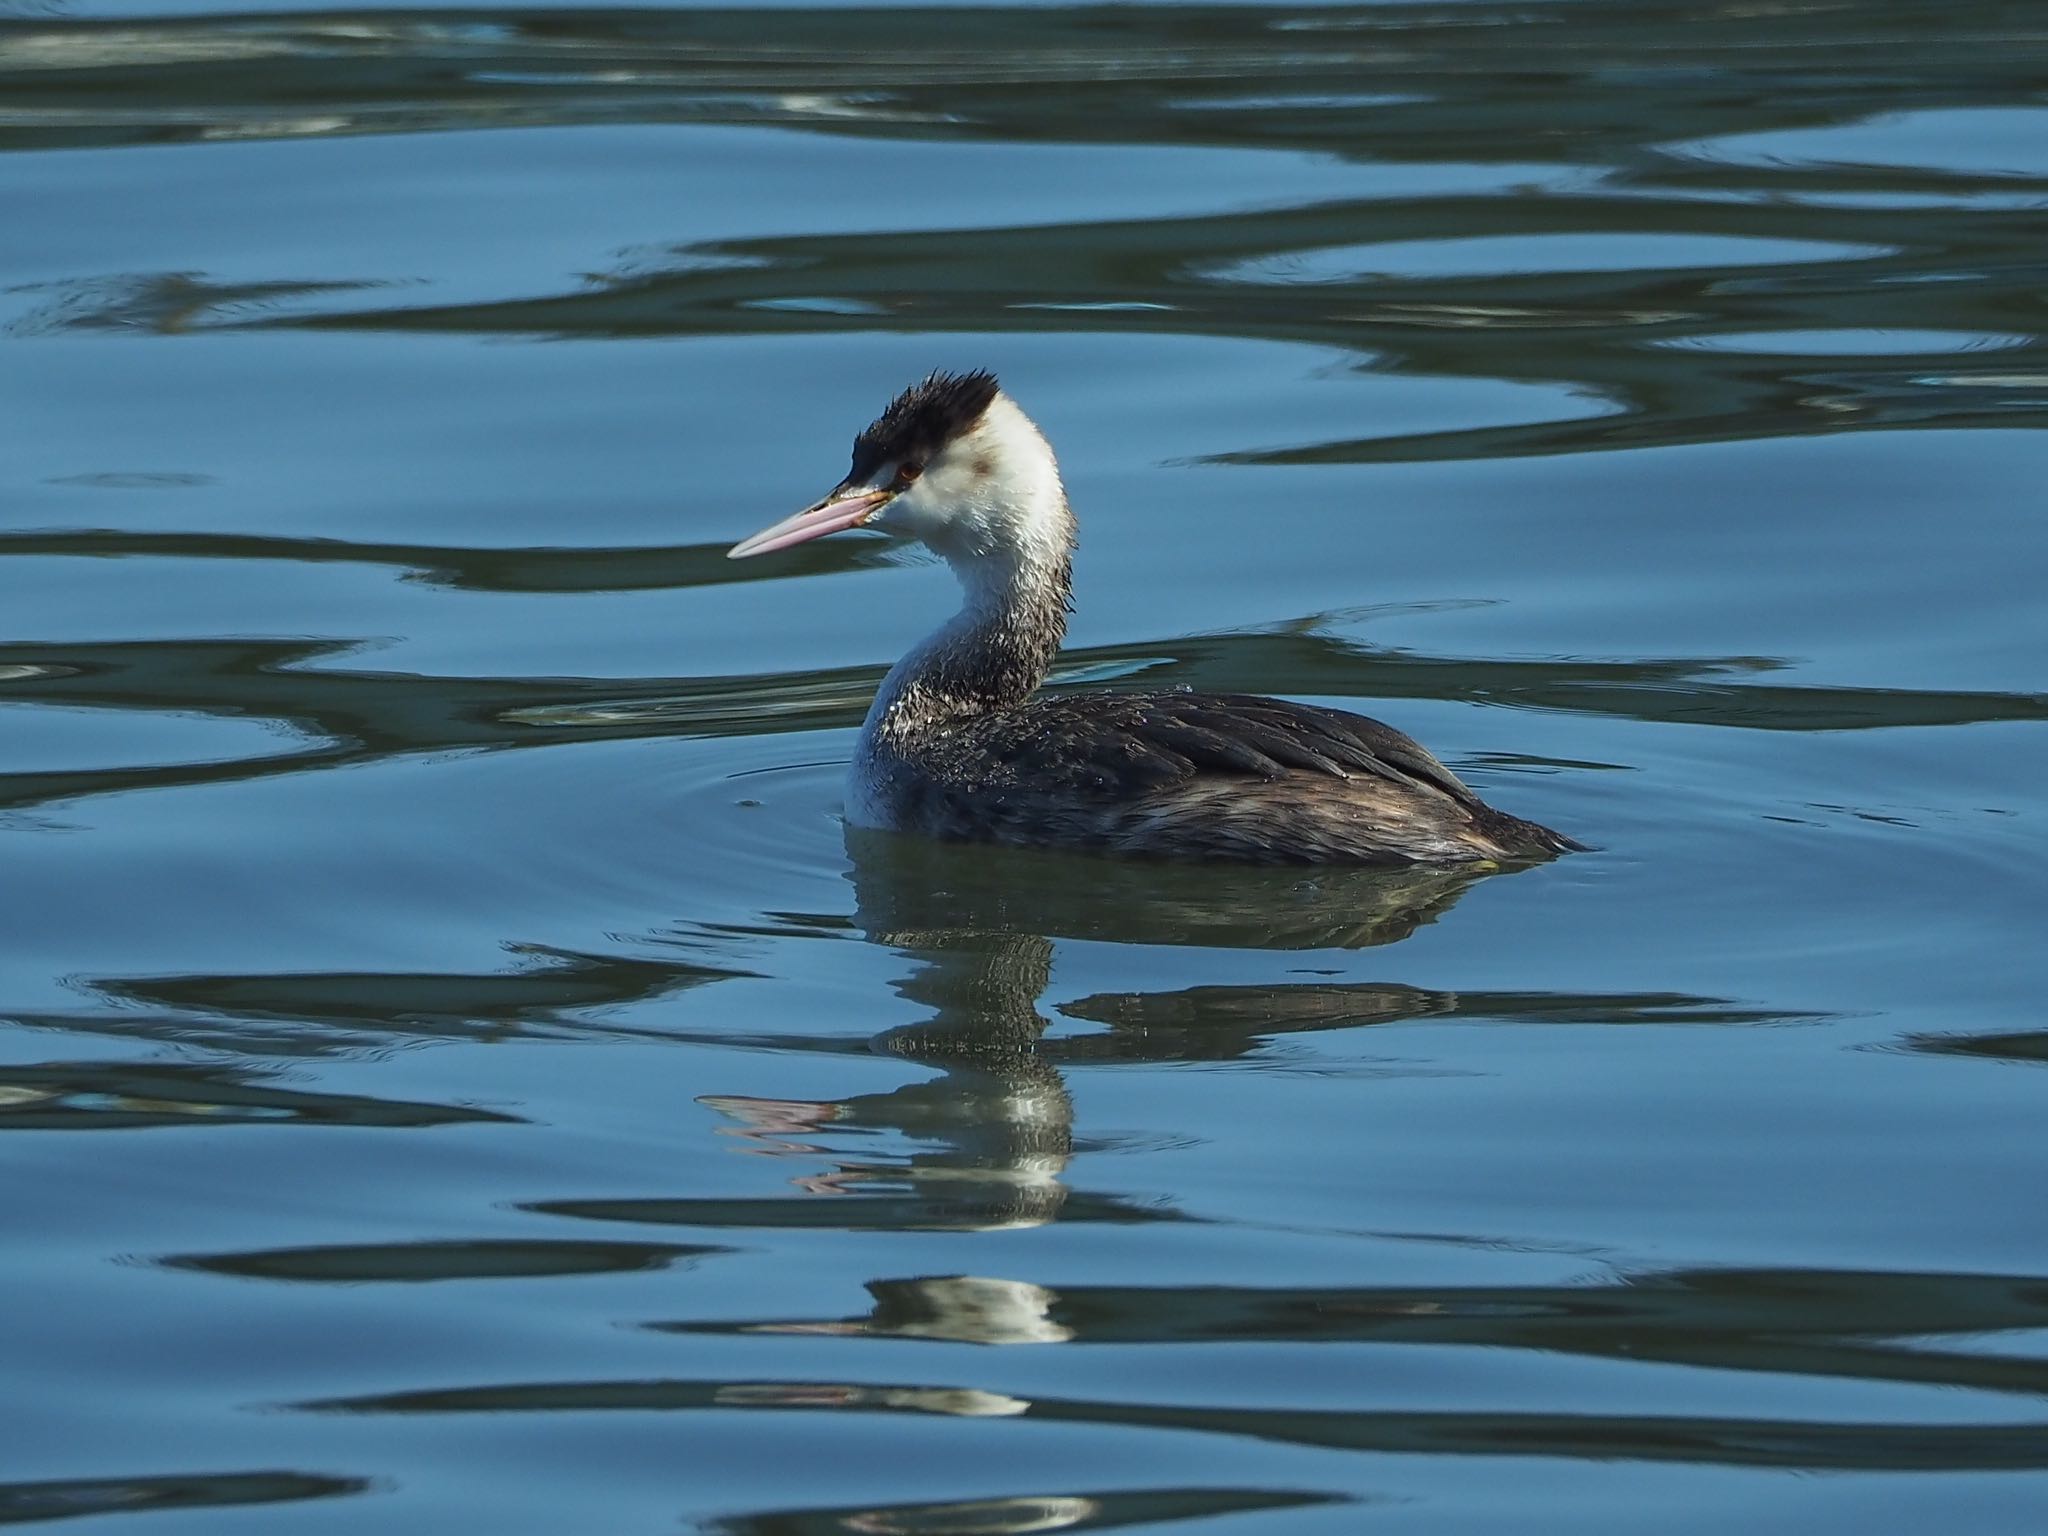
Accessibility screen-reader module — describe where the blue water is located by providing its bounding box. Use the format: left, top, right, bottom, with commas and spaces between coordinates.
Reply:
4, 1, 2048, 1530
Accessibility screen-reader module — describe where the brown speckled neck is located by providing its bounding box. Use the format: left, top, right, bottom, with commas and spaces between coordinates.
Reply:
872, 538, 1073, 743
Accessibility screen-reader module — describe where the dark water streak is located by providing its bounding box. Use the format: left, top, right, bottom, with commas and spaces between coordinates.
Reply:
310, 1373, 2048, 1473
3, 627, 2038, 819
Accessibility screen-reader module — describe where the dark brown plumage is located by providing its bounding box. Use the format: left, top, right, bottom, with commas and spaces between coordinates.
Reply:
870, 687, 1581, 864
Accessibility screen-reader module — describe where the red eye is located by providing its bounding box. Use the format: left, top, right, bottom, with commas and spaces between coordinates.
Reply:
898, 461, 924, 483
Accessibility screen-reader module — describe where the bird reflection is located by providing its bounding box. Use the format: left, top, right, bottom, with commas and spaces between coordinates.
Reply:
844, 826, 1495, 955
697, 828, 1510, 1238
700, 906, 1075, 1232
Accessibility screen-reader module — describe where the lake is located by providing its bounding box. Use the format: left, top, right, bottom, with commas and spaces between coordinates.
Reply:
4, 0, 2047, 1530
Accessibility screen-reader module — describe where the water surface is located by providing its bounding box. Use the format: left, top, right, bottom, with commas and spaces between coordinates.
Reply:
4, 0, 2047, 1531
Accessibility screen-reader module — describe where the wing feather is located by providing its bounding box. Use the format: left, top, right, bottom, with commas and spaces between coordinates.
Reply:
936, 690, 1481, 808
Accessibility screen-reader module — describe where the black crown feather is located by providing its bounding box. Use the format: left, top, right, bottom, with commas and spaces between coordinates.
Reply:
849, 369, 1001, 482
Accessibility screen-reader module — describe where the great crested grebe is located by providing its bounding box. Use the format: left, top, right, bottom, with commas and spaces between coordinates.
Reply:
729, 370, 1580, 865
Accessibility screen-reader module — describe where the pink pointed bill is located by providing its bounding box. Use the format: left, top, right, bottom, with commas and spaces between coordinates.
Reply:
728, 488, 890, 560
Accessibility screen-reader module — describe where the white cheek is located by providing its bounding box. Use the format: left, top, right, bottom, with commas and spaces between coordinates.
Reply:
875, 480, 944, 540
926, 462, 986, 511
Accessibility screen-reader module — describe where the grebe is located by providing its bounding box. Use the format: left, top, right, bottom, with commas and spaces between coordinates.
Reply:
729, 370, 1580, 865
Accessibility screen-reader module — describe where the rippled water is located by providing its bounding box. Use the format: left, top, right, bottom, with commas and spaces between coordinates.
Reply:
5, 0, 2047, 1530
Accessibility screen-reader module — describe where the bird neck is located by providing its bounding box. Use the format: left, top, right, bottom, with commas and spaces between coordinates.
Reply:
864, 499, 1075, 741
